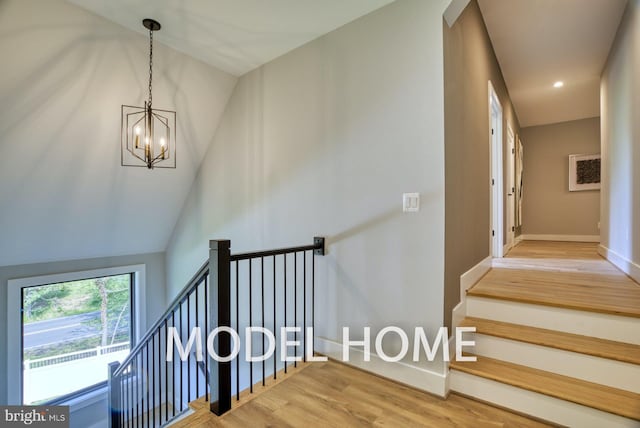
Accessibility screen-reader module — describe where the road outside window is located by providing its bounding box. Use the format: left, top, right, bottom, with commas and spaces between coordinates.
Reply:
22, 273, 133, 404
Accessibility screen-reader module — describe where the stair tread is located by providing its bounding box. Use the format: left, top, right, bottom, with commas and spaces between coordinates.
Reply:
460, 317, 640, 365
450, 354, 640, 420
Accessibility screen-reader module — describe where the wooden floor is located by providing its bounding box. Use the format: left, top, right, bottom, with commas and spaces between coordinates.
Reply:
469, 241, 640, 317
174, 360, 550, 427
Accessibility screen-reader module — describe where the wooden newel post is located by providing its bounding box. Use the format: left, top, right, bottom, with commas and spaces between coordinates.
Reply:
209, 240, 232, 416
108, 361, 121, 428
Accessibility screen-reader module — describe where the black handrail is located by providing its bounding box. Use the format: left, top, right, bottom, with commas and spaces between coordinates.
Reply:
230, 238, 324, 261
113, 260, 209, 377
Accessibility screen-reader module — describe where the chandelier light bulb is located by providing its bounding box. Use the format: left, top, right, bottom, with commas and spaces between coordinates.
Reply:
121, 18, 175, 169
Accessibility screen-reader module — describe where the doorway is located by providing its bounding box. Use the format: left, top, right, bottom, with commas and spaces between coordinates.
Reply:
489, 81, 503, 258
506, 125, 516, 251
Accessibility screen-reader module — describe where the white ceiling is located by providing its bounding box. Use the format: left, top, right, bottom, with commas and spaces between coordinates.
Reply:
478, 0, 627, 127
68, 0, 394, 76
0, 0, 394, 268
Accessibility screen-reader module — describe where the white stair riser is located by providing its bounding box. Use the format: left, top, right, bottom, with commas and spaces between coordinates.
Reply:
450, 370, 639, 428
466, 296, 640, 345
468, 333, 640, 393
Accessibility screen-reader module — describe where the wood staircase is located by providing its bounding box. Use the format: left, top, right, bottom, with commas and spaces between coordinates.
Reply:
450, 241, 640, 427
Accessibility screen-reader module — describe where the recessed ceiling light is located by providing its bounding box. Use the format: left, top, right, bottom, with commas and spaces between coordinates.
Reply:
553, 81, 564, 88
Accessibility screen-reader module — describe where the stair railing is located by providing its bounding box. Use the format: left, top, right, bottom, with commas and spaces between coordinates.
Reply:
108, 237, 325, 427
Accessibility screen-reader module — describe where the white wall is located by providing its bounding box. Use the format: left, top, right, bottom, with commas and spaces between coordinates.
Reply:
166, 0, 450, 385
0, 0, 237, 268
600, 0, 640, 280
0, 251, 165, 428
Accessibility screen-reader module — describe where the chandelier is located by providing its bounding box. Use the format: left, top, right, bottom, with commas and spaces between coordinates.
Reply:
121, 19, 176, 169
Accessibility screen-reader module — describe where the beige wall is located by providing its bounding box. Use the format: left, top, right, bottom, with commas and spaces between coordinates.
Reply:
600, 0, 640, 276
520, 118, 601, 237
443, 0, 520, 328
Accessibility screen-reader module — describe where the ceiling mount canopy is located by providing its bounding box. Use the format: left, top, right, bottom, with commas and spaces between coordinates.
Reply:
121, 18, 176, 169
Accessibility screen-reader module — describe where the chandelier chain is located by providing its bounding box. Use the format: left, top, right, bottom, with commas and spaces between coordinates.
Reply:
148, 27, 153, 107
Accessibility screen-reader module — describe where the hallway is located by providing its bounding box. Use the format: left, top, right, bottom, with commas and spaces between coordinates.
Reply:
473, 241, 640, 317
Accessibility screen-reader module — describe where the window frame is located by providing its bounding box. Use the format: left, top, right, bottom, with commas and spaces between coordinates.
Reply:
7, 264, 146, 407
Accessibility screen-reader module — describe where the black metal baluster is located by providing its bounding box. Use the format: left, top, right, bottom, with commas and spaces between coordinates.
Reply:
204, 276, 209, 403
121, 377, 124, 428
145, 344, 149, 428
249, 259, 253, 393
179, 304, 183, 412
312, 251, 315, 355
195, 284, 199, 399
273, 255, 277, 380
235, 261, 239, 401
187, 291, 192, 405
172, 312, 176, 419
261, 256, 265, 386
284, 253, 287, 374
136, 354, 140, 428
294, 252, 298, 368
303, 251, 307, 362
164, 313, 173, 422
123, 368, 128, 427
152, 332, 156, 428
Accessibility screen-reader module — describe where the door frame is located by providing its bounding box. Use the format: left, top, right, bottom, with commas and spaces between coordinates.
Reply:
505, 124, 516, 252
488, 81, 504, 258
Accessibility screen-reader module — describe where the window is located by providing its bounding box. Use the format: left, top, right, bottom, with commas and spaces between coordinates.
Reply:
22, 273, 133, 404
7, 265, 146, 406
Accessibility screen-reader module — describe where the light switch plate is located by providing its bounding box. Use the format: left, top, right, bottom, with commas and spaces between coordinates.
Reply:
403, 193, 420, 212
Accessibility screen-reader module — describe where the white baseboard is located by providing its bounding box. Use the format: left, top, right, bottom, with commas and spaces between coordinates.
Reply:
452, 255, 492, 335
460, 255, 492, 302
520, 234, 600, 243
315, 337, 448, 398
515, 234, 523, 244
598, 245, 640, 284
451, 301, 466, 332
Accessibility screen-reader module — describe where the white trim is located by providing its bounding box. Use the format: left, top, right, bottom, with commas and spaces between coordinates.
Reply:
466, 296, 640, 345
443, 0, 471, 27
460, 256, 492, 302
506, 124, 516, 248
489, 81, 504, 258
520, 234, 600, 243
315, 337, 448, 397
598, 245, 640, 284
515, 234, 523, 245
450, 370, 638, 427
452, 255, 492, 331
7, 264, 146, 405
471, 333, 640, 393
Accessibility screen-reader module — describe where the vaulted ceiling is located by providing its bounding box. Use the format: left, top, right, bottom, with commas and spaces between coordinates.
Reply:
478, 0, 627, 127
0, 0, 393, 268
68, 0, 394, 76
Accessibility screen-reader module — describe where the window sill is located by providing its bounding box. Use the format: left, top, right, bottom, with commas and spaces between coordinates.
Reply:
59, 386, 108, 412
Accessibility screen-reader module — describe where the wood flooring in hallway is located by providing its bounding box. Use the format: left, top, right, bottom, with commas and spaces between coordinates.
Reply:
469, 241, 640, 317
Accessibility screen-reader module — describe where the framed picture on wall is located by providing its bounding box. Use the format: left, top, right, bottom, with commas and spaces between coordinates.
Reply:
569, 153, 601, 191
